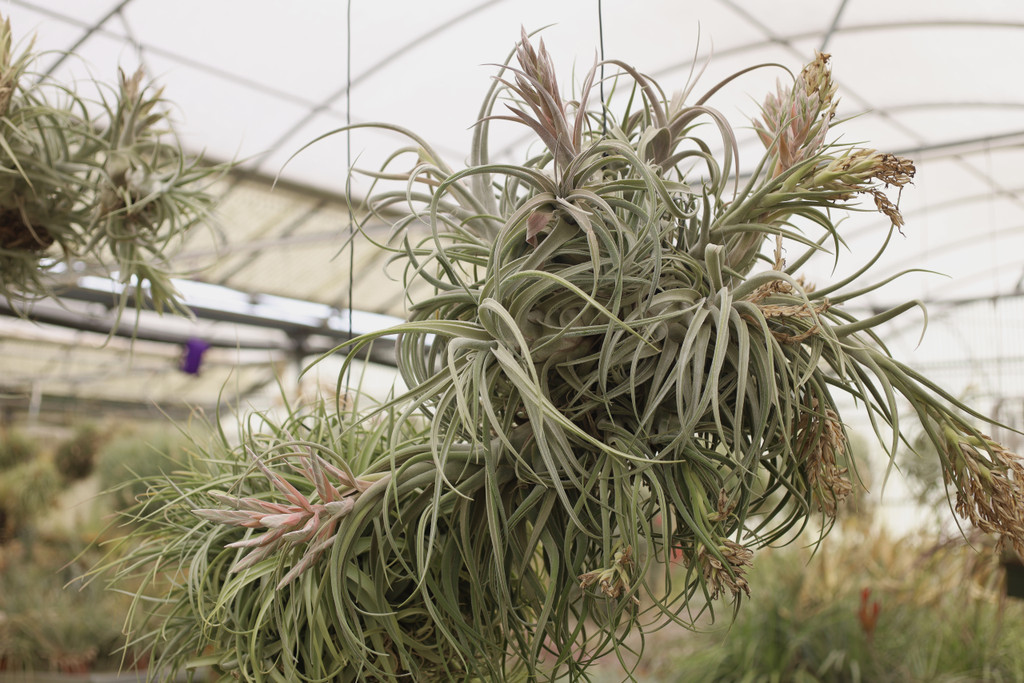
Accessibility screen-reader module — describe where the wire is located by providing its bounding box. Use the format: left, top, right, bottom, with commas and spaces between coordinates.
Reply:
41, 0, 133, 78
260, 0, 504, 168
819, 0, 849, 52
598, 0, 607, 136
344, 0, 355, 393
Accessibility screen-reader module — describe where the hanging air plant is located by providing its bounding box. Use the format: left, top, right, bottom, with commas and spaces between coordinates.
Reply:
102, 30, 1024, 682
0, 15, 221, 314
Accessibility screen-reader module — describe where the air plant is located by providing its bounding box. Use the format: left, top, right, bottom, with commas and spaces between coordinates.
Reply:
96, 397, 492, 682
102, 30, 1024, 682
0, 14, 221, 314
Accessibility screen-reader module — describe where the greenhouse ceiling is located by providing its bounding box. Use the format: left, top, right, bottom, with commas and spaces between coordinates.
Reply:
3, 0, 1024, 424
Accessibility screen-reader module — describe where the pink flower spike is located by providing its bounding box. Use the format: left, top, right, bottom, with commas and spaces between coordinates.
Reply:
247, 447, 313, 511
210, 491, 293, 515
254, 500, 295, 514
240, 519, 267, 529
304, 451, 341, 502
229, 541, 281, 573
282, 510, 320, 543
317, 459, 364, 491
205, 491, 248, 508
259, 511, 308, 528
277, 547, 320, 589
307, 529, 337, 555
227, 527, 287, 552
276, 532, 339, 588
226, 531, 279, 549
323, 498, 354, 519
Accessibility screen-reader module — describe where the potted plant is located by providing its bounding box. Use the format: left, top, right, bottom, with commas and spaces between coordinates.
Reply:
99, 30, 1024, 681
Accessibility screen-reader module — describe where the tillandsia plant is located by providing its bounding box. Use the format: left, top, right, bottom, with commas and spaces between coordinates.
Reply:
96, 395, 489, 682
0, 14, 221, 314
103, 30, 1024, 682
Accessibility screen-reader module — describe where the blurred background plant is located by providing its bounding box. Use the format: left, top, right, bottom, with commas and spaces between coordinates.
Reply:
95, 426, 190, 514
0, 456, 60, 546
620, 518, 1024, 683
0, 428, 37, 472
54, 423, 103, 484
0, 537, 138, 675
0, 421, 189, 676
0, 13, 223, 316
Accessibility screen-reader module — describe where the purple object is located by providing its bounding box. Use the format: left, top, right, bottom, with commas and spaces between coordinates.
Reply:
180, 337, 211, 375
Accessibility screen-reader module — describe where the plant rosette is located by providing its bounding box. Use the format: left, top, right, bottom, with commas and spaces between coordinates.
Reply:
103, 30, 1024, 682
0, 14, 224, 316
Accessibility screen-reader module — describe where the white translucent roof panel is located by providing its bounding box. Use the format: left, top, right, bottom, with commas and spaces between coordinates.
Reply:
3, 0, 1024, 419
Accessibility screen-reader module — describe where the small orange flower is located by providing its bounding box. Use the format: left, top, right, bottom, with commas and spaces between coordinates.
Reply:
857, 587, 881, 640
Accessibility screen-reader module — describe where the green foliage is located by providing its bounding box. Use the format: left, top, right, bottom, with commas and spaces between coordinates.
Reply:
0, 457, 60, 542
97, 398, 463, 682
0, 428, 36, 471
96, 427, 188, 513
667, 524, 1024, 682
0, 539, 138, 674
317, 32, 1018, 679
54, 423, 103, 482
100, 31, 1024, 683
0, 13, 224, 315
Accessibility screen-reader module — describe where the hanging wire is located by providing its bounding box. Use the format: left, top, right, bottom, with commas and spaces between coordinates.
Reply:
819, 0, 849, 52
598, 0, 607, 136
42, 0, 133, 78
344, 0, 355, 393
